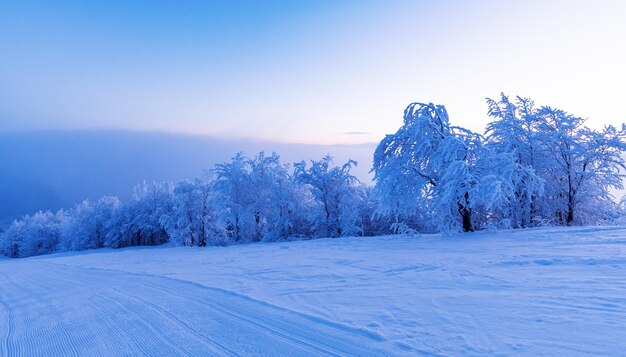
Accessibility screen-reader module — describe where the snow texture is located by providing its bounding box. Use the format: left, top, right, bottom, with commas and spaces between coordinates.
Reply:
1, 226, 625, 355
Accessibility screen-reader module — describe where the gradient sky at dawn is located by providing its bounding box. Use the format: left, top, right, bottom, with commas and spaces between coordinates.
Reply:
2, 0, 626, 144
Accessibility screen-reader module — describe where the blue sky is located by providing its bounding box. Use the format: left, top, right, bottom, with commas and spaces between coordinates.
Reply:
2, 0, 626, 144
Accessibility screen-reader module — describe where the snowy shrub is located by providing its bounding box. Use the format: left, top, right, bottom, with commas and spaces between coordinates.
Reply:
390, 221, 419, 236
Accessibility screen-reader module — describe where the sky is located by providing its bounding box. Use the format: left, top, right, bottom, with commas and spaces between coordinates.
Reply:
2, 0, 626, 144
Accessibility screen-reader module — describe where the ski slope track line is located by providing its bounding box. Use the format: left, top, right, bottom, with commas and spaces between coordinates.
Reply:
0, 260, 397, 356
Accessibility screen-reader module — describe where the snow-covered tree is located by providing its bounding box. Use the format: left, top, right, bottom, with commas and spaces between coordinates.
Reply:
105, 182, 173, 248
211, 152, 305, 243
244, 152, 290, 241
485, 94, 544, 228
164, 178, 214, 246
533, 107, 626, 225
485, 93, 626, 226
372, 103, 448, 220
294, 155, 364, 238
373, 102, 513, 232
211, 152, 258, 242
262, 176, 311, 241
60, 196, 120, 251
0, 210, 67, 257
0, 220, 24, 257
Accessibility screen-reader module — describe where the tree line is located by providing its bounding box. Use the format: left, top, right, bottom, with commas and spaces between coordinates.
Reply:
0, 154, 390, 257
2, 93, 625, 257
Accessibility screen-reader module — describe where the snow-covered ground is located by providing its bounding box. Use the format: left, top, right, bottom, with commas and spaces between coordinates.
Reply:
1, 226, 626, 356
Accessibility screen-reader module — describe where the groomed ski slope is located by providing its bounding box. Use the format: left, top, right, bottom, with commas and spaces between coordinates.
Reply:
1, 226, 626, 356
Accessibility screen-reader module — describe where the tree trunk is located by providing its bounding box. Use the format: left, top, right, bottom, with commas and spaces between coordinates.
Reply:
461, 208, 473, 232
567, 172, 574, 226
459, 192, 474, 232
566, 197, 574, 226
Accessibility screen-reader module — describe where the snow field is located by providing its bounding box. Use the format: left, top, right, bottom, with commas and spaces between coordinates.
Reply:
1, 226, 626, 355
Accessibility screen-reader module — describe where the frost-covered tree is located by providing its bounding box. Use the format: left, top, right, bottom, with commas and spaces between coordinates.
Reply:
533, 107, 626, 225
373, 102, 513, 232
163, 178, 214, 247
0, 210, 67, 257
263, 176, 311, 241
0, 220, 24, 257
294, 155, 364, 238
105, 182, 173, 248
485, 94, 544, 228
211, 152, 305, 243
372, 103, 448, 221
60, 196, 120, 251
485, 93, 626, 226
244, 152, 292, 241
211, 152, 258, 242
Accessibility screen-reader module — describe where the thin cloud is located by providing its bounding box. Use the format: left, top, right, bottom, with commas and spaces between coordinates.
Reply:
341, 131, 372, 135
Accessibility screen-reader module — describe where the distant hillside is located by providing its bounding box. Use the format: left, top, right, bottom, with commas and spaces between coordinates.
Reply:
0, 130, 376, 227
